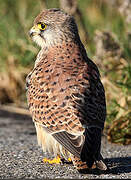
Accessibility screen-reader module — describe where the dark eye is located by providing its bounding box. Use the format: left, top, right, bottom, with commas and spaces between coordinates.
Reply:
37, 23, 47, 30
41, 24, 45, 29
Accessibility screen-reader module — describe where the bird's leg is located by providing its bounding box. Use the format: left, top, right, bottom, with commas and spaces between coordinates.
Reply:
43, 155, 61, 164
70, 155, 97, 173
43, 156, 72, 164
68, 157, 72, 162
60, 157, 72, 164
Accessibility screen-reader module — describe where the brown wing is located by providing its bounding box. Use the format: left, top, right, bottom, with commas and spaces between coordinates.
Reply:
26, 47, 85, 156
26, 43, 106, 161
75, 58, 106, 129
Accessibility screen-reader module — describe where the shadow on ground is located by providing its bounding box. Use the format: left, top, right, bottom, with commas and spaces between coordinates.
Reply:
105, 156, 131, 174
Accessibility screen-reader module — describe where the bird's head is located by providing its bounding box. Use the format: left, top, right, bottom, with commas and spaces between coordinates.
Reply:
29, 8, 79, 48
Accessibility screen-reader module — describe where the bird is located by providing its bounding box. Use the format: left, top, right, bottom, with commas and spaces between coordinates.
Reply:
26, 8, 107, 173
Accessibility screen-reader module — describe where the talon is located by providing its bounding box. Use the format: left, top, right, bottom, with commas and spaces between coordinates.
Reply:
43, 155, 61, 164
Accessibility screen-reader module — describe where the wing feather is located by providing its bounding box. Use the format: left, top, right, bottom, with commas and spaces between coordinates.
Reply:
52, 131, 84, 157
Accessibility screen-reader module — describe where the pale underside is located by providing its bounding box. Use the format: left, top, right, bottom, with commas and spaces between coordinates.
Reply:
35, 122, 72, 159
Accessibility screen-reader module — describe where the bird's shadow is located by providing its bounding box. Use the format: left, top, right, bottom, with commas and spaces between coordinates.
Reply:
90, 156, 131, 175
105, 156, 131, 174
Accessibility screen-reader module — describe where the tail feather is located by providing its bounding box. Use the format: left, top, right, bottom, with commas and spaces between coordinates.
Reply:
80, 127, 102, 168
95, 154, 108, 170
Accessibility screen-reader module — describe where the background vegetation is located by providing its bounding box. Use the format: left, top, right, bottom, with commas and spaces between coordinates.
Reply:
0, 0, 131, 145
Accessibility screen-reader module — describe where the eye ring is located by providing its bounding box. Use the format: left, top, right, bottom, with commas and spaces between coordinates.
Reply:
37, 23, 47, 30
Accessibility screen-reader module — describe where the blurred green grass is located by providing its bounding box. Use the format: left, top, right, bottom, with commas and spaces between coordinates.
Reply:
0, 0, 130, 144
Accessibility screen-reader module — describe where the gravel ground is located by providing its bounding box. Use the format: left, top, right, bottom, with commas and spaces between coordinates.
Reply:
0, 108, 131, 179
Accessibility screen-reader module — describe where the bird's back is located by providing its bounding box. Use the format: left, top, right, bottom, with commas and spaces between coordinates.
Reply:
26, 40, 106, 168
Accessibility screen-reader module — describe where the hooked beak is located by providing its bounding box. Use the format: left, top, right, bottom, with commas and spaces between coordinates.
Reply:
29, 25, 40, 37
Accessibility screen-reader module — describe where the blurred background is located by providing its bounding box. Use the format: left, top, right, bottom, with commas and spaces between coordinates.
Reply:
0, 0, 131, 145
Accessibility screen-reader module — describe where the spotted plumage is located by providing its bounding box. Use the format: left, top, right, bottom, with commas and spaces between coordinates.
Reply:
26, 8, 107, 172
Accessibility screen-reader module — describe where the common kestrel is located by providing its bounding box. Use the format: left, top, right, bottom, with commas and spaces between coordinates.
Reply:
26, 8, 107, 173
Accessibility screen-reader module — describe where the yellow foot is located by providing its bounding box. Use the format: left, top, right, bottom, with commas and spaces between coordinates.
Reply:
61, 157, 72, 164
43, 155, 61, 164
68, 157, 72, 162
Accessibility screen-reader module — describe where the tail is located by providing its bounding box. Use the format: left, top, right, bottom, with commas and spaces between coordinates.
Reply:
80, 127, 107, 170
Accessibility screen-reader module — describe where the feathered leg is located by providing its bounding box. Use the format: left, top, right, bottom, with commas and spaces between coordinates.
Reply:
71, 155, 96, 173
